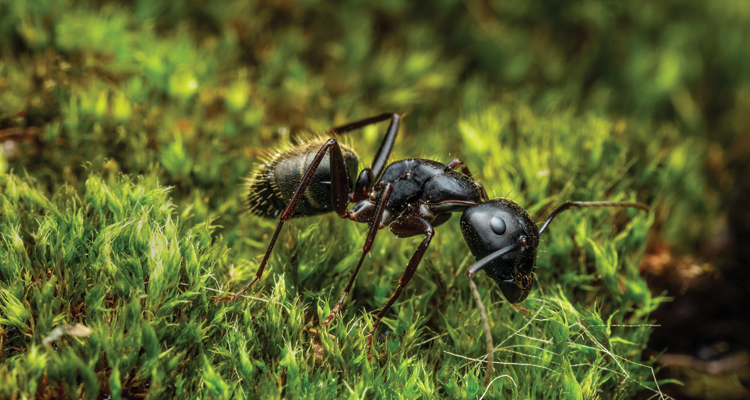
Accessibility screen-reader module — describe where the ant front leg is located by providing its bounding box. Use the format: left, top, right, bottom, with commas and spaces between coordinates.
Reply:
465, 242, 523, 388
215, 138, 352, 302
467, 266, 495, 389
446, 158, 473, 177
447, 158, 488, 201
321, 183, 393, 325
365, 215, 434, 358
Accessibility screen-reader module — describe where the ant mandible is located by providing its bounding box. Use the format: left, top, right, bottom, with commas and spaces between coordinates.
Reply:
215, 113, 648, 387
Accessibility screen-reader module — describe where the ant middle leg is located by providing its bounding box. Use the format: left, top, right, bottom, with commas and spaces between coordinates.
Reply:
321, 183, 393, 325
327, 113, 401, 201
327, 113, 401, 181
216, 139, 352, 302
365, 215, 434, 357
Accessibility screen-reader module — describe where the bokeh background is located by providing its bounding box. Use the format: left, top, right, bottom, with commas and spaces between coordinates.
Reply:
1, 0, 749, 398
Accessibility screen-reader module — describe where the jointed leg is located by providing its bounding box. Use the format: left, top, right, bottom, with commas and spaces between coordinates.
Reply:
216, 139, 352, 302
465, 242, 523, 388
446, 158, 473, 177
327, 113, 401, 180
468, 267, 495, 389
365, 216, 434, 357
322, 183, 394, 325
447, 158, 488, 201
327, 113, 401, 201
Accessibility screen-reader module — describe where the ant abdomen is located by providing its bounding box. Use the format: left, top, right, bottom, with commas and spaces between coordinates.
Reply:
246, 137, 360, 218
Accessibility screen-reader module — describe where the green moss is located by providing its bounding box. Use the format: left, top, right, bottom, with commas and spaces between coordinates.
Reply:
1, 0, 740, 398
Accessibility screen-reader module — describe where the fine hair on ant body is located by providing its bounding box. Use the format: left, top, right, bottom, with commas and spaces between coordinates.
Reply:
215, 113, 648, 387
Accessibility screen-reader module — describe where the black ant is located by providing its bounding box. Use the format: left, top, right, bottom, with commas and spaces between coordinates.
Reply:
215, 113, 648, 387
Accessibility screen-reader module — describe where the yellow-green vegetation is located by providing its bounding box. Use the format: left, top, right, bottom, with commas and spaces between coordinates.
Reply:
0, 0, 741, 398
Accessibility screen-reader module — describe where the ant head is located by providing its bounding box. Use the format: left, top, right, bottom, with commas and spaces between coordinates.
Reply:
460, 199, 540, 303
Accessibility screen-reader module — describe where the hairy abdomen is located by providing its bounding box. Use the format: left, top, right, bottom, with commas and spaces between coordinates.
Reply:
246, 138, 359, 218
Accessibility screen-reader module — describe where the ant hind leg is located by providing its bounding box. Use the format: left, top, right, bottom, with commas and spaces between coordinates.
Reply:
216, 138, 353, 302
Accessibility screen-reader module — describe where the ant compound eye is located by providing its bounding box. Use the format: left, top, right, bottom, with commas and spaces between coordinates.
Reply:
490, 216, 507, 235
520, 235, 528, 246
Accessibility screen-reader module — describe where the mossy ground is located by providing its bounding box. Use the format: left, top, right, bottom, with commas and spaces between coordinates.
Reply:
0, 0, 744, 399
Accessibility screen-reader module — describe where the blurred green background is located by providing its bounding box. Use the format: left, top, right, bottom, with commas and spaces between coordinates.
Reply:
1, 0, 748, 399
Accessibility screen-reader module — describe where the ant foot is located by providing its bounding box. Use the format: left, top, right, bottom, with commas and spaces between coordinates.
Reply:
364, 319, 380, 360
321, 305, 342, 326
365, 333, 375, 360
214, 277, 260, 304
511, 303, 531, 315
322, 292, 349, 326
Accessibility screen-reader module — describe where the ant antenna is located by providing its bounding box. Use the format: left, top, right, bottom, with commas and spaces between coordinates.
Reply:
468, 199, 648, 388
538, 201, 649, 235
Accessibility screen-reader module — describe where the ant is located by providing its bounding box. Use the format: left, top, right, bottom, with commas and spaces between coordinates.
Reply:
215, 113, 648, 387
